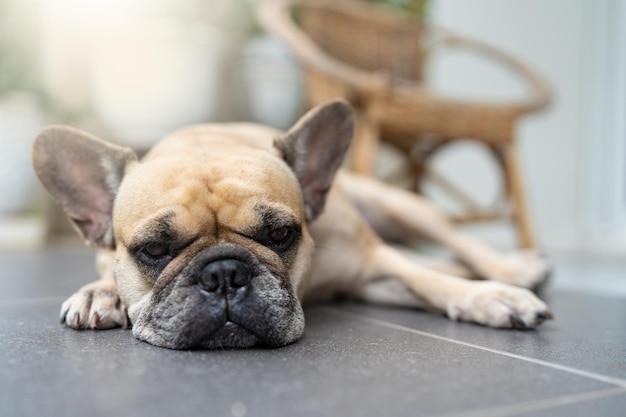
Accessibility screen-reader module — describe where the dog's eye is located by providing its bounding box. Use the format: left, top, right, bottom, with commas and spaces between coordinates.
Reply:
142, 242, 169, 259
269, 227, 291, 244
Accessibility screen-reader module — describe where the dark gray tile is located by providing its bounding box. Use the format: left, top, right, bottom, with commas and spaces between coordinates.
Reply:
0, 303, 614, 417
428, 387, 626, 417
0, 245, 96, 300
2, 246, 625, 417
525, 390, 626, 417
336, 289, 626, 384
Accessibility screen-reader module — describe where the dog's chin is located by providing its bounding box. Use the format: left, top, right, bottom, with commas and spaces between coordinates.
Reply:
201, 322, 304, 349
133, 317, 303, 350
130, 287, 306, 350
198, 321, 264, 349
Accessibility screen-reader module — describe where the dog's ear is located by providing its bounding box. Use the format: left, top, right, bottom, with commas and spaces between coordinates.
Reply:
275, 99, 354, 221
32, 126, 138, 248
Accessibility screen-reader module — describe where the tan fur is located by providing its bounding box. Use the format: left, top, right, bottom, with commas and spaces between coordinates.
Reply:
33, 100, 552, 347
109, 124, 314, 326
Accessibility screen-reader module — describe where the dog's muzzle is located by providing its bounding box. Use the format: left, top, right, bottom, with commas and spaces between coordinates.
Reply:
131, 244, 305, 350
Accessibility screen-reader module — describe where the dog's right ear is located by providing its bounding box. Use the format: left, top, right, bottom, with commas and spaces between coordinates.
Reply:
32, 126, 138, 248
274, 99, 354, 221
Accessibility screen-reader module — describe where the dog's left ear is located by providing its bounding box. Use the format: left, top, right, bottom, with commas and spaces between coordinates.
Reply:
32, 126, 138, 247
275, 99, 354, 221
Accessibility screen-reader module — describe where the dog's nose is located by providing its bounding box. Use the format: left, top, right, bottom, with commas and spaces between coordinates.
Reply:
199, 258, 251, 292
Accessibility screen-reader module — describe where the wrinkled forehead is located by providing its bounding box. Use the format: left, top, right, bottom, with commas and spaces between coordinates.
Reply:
113, 150, 304, 243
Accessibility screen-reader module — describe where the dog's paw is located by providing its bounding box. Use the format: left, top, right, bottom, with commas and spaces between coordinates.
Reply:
60, 280, 129, 330
447, 281, 553, 329
488, 250, 551, 289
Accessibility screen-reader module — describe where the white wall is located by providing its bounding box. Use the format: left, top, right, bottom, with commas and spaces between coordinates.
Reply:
429, 0, 626, 253
578, 1, 626, 254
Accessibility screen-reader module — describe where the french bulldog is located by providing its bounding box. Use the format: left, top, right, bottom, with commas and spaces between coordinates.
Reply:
32, 99, 551, 349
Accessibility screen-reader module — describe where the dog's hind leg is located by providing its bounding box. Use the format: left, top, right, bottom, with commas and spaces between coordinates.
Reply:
338, 172, 550, 289
392, 246, 474, 278
354, 242, 552, 329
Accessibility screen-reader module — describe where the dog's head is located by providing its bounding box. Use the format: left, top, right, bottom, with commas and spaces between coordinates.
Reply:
32, 100, 353, 349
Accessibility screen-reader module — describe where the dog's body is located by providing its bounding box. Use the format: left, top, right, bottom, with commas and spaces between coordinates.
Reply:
33, 100, 551, 349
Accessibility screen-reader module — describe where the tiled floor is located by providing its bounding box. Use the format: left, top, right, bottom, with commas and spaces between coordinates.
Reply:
1, 245, 625, 417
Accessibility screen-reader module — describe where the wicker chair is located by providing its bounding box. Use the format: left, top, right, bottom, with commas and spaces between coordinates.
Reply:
258, 0, 551, 249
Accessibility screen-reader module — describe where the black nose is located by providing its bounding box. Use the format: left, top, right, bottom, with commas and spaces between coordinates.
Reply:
199, 258, 251, 292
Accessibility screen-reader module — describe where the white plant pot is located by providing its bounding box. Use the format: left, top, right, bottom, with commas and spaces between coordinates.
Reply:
0, 92, 47, 214
242, 35, 304, 131
91, 18, 229, 148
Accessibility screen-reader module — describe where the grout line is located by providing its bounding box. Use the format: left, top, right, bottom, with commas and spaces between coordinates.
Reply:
324, 306, 626, 388
0, 296, 65, 307
434, 387, 626, 417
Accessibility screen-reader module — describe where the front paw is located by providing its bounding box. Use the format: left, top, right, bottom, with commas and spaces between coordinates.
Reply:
447, 281, 553, 329
60, 280, 129, 329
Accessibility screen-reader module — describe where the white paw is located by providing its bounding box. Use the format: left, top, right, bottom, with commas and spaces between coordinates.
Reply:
60, 281, 129, 329
490, 250, 551, 288
447, 281, 553, 329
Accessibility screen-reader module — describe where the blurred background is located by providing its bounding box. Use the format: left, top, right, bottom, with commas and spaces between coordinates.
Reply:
0, 0, 624, 260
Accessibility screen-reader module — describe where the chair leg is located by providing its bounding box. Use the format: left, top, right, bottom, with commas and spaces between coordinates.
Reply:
502, 142, 535, 249
409, 138, 445, 193
350, 111, 380, 175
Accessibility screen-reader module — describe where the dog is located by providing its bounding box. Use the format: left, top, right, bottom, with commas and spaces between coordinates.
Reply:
32, 99, 552, 349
